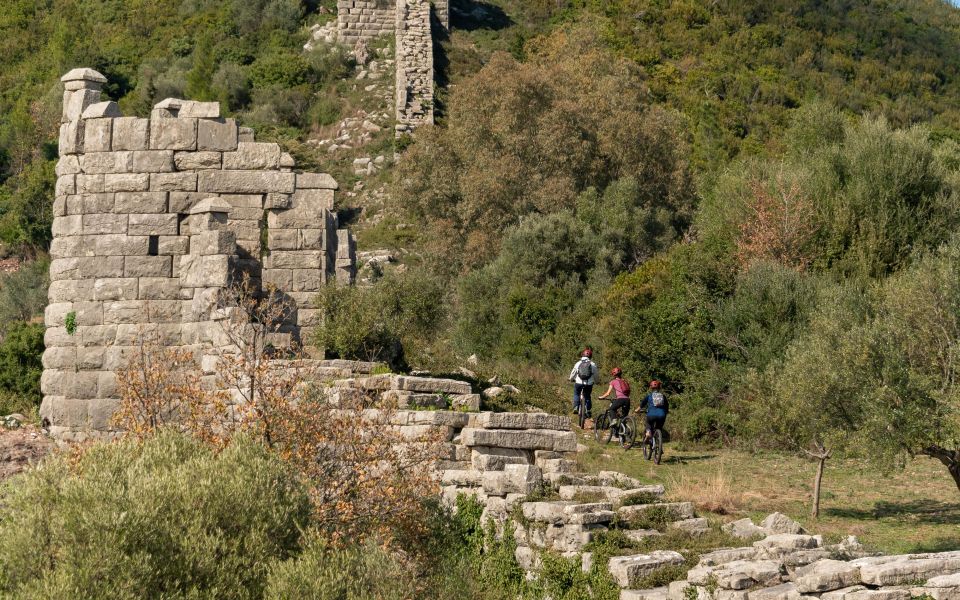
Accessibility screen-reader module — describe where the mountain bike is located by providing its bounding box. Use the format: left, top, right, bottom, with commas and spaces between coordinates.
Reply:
594, 404, 637, 449
639, 411, 664, 464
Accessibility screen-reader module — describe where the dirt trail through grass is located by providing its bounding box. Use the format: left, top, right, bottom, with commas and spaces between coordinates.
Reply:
576, 433, 960, 554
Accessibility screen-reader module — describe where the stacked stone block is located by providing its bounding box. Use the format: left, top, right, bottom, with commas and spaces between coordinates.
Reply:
336, 0, 448, 45
395, 0, 435, 135
42, 68, 356, 441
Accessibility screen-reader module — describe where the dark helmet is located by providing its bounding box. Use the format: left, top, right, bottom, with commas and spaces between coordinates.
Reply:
610, 367, 623, 377
650, 380, 661, 389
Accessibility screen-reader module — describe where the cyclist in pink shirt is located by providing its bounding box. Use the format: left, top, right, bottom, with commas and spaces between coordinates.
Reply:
598, 367, 631, 423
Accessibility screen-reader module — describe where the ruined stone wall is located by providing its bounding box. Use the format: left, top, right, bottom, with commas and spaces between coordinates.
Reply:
394, 0, 435, 134
336, 0, 448, 45
42, 68, 355, 441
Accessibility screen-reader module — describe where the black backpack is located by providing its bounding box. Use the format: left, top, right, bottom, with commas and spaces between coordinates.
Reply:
577, 360, 593, 381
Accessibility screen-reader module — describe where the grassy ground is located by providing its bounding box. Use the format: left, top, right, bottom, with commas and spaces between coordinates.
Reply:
574, 428, 960, 555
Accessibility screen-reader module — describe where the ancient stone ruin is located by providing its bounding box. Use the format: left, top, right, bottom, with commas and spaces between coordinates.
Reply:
42, 68, 356, 441
336, 0, 446, 133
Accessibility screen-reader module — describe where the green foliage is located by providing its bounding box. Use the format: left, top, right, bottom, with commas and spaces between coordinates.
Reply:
0, 431, 312, 599
0, 257, 48, 328
0, 321, 43, 406
265, 536, 418, 600
314, 270, 449, 370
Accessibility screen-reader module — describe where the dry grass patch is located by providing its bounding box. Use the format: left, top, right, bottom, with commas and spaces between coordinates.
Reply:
667, 467, 742, 515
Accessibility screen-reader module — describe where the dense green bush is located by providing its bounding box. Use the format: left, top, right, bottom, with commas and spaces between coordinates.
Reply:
0, 321, 43, 404
0, 432, 312, 599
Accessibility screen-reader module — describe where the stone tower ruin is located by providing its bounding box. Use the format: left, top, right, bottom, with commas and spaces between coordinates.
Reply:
42, 68, 356, 441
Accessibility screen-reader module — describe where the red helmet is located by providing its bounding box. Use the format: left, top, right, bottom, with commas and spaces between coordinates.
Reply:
650, 380, 661, 389
610, 367, 623, 377
582, 348, 592, 358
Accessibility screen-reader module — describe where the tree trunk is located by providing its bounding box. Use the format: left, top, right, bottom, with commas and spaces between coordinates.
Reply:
805, 441, 831, 519
922, 445, 960, 492
812, 455, 826, 518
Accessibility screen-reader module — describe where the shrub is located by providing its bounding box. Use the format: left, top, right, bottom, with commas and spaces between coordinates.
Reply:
0, 431, 312, 599
0, 321, 43, 405
265, 536, 418, 600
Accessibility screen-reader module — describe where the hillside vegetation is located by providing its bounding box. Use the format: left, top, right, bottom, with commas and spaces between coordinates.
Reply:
0, 1, 959, 483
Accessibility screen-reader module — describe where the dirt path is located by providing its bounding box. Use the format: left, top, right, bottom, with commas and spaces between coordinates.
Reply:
0, 425, 52, 481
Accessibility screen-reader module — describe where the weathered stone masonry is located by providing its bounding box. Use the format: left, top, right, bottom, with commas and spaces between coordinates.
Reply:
336, 0, 444, 133
42, 68, 356, 441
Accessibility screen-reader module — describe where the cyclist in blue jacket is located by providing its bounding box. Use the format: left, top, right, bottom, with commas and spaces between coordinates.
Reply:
636, 380, 668, 442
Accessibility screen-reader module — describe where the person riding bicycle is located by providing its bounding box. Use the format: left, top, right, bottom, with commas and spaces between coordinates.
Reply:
568, 348, 597, 420
598, 367, 631, 425
636, 380, 668, 441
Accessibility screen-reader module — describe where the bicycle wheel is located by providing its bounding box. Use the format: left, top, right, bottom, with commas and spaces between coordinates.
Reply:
620, 416, 637, 449
653, 429, 663, 464
594, 412, 612, 443
642, 430, 652, 460
578, 401, 586, 429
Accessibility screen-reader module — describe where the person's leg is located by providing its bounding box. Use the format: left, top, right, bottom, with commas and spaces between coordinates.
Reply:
583, 385, 593, 417
645, 415, 655, 440
573, 383, 584, 413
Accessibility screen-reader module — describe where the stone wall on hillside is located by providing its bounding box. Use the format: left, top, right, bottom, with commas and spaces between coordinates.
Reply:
394, 0, 435, 133
336, 0, 449, 46
42, 68, 356, 441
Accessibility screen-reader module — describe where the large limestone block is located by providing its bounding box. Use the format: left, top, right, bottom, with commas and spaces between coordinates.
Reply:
461, 427, 577, 452
198, 170, 295, 194
820, 586, 867, 600
618, 502, 696, 522
795, 560, 861, 593
59, 120, 85, 154
191, 230, 236, 255
859, 558, 960, 586
296, 172, 338, 189
112, 117, 150, 151
94, 234, 150, 256
761, 513, 806, 535
747, 583, 800, 600
197, 118, 238, 151
57, 155, 81, 176
844, 591, 910, 600
671, 517, 710, 536
754, 534, 822, 553
104, 173, 150, 192
522, 501, 574, 524
266, 190, 334, 228
440, 470, 481, 487
84, 118, 113, 152
481, 463, 542, 496
61, 67, 107, 86
81, 101, 121, 119
63, 89, 101, 123
176, 101, 220, 118
724, 518, 767, 540
128, 213, 178, 236
474, 412, 570, 431
688, 560, 783, 590
138, 278, 180, 300
150, 172, 198, 192
179, 254, 230, 288
223, 142, 281, 170
79, 151, 132, 174
150, 117, 197, 150
132, 150, 174, 173
93, 278, 138, 301
114, 191, 167, 213
103, 300, 145, 324
83, 213, 128, 235
396, 375, 471, 394
174, 151, 222, 170
40, 396, 89, 428
698, 548, 759, 567
471, 446, 530, 471
608, 551, 686, 588
124, 255, 172, 277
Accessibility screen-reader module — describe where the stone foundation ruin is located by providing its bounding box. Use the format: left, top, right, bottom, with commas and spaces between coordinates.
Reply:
41, 68, 356, 441
336, 0, 446, 133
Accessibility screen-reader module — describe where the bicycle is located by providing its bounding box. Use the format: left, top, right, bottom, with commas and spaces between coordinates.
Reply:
594, 404, 637, 449
577, 397, 587, 429
639, 411, 664, 464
